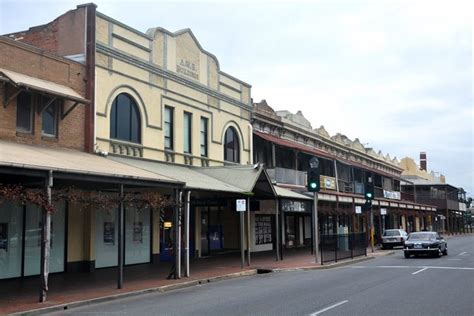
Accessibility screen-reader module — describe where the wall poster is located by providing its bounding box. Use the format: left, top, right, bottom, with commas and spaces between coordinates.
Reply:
255, 215, 272, 245
0, 223, 8, 251
103, 222, 115, 245
133, 222, 143, 244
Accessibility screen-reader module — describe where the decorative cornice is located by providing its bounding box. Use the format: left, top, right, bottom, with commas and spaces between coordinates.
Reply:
96, 43, 253, 112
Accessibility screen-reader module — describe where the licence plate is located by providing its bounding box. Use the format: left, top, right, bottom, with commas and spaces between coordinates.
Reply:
414, 244, 422, 249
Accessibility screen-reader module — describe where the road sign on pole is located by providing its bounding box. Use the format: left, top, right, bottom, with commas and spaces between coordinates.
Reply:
236, 199, 246, 212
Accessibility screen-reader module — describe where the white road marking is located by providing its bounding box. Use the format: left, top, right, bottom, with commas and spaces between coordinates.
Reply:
352, 265, 474, 271
458, 252, 467, 256
448, 259, 462, 261
412, 268, 427, 275
310, 300, 349, 316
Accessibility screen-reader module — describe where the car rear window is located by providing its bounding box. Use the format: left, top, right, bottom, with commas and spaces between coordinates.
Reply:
383, 230, 400, 236
408, 233, 435, 241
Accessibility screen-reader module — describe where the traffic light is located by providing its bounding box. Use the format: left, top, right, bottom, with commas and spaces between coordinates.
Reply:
307, 167, 320, 192
363, 199, 372, 211
364, 182, 374, 201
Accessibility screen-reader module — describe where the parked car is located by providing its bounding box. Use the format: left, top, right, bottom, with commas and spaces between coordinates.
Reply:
404, 232, 447, 258
381, 229, 408, 249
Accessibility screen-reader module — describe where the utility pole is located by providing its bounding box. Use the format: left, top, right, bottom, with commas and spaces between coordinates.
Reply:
365, 177, 375, 253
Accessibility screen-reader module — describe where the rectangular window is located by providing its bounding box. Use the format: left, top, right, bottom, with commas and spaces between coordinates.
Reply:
16, 92, 33, 133
200, 117, 208, 157
183, 112, 192, 154
164, 106, 174, 150
41, 100, 57, 137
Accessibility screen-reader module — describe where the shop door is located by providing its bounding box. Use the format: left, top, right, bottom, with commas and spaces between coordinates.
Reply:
285, 215, 298, 247
201, 206, 223, 256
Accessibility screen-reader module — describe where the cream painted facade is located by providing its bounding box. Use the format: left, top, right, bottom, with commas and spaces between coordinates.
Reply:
94, 13, 253, 166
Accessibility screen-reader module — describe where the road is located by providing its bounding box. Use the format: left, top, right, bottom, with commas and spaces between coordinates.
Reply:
51, 235, 474, 316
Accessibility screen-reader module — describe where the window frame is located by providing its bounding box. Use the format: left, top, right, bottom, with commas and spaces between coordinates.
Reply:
183, 111, 192, 154
223, 126, 240, 163
110, 93, 141, 144
16, 91, 34, 133
41, 98, 59, 137
164, 106, 174, 151
200, 117, 208, 157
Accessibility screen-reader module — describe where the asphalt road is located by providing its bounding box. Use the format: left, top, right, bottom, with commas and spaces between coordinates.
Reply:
51, 235, 474, 316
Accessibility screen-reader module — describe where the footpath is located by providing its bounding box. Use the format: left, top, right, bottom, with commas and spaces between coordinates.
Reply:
3, 249, 393, 315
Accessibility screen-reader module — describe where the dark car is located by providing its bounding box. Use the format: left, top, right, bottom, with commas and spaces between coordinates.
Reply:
404, 232, 447, 258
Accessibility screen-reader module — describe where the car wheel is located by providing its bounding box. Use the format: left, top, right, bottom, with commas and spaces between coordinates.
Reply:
443, 246, 448, 256
404, 252, 410, 259
437, 248, 442, 258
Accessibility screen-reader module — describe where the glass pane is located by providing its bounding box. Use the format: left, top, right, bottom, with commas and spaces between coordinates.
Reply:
116, 95, 131, 141
24, 202, 65, 276
42, 104, 56, 136
110, 99, 117, 138
16, 93, 32, 132
183, 112, 191, 153
0, 202, 23, 279
125, 208, 150, 265
95, 208, 118, 268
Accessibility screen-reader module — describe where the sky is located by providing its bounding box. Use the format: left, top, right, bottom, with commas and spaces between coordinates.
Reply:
1, 0, 472, 196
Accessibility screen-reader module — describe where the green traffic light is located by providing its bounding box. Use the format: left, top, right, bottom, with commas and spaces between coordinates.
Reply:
310, 182, 317, 189
366, 193, 373, 198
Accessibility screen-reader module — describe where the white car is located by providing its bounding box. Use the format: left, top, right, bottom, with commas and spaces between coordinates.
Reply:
382, 229, 408, 249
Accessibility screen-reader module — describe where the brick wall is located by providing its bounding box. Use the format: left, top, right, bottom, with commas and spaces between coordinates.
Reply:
0, 37, 87, 151
4, 6, 86, 58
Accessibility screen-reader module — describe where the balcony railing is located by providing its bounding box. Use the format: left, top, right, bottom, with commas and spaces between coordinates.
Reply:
338, 180, 354, 193
400, 192, 415, 202
267, 167, 306, 186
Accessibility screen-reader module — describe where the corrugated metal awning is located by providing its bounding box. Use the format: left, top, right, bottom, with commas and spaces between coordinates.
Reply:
0, 68, 89, 104
274, 186, 312, 200
0, 140, 181, 186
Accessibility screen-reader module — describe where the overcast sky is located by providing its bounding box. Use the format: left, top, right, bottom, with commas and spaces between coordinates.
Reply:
1, 0, 472, 196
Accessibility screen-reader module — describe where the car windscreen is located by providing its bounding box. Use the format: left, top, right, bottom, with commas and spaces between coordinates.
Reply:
407, 233, 435, 241
383, 230, 400, 236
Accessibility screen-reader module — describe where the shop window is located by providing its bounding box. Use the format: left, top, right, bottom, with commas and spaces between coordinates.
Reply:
16, 92, 33, 133
164, 106, 174, 150
200, 117, 208, 157
41, 102, 58, 137
224, 126, 240, 163
110, 93, 141, 143
183, 112, 192, 154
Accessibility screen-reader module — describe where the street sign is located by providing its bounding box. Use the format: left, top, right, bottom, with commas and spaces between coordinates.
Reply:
236, 199, 246, 212
355, 205, 362, 214
380, 208, 387, 215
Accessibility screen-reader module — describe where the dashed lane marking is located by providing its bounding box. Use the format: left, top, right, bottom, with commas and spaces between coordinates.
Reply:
352, 265, 474, 271
412, 268, 427, 275
310, 300, 349, 316
458, 252, 467, 256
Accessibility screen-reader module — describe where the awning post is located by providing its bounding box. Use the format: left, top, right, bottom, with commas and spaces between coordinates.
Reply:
39, 170, 53, 302
246, 197, 251, 266
184, 190, 191, 277
117, 184, 124, 289
175, 190, 182, 279
275, 199, 280, 261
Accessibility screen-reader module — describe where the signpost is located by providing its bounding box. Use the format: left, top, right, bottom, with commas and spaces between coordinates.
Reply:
236, 199, 246, 268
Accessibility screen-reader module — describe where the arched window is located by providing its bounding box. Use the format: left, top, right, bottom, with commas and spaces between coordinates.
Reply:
224, 127, 240, 163
110, 93, 141, 143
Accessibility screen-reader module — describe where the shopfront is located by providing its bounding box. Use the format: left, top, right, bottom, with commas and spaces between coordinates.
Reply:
0, 201, 66, 279
281, 199, 312, 248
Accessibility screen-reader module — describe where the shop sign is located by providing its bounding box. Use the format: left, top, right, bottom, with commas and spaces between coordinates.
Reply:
380, 208, 387, 215
383, 190, 401, 200
355, 206, 362, 214
255, 215, 272, 245
103, 222, 115, 245
320, 175, 336, 190
281, 200, 309, 212
236, 199, 246, 212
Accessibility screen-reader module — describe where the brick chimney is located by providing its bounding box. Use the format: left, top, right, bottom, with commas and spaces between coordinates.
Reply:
420, 152, 427, 171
